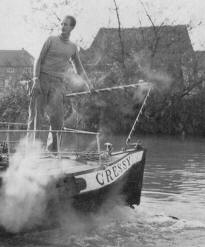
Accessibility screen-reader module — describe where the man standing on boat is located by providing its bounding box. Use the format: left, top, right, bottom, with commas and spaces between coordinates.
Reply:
27, 15, 93, 152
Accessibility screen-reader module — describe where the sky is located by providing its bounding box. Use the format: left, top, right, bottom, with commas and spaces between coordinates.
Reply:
0, 0, 205, 58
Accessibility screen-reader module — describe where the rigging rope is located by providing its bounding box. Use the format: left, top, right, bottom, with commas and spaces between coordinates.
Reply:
66, 82, 152, 97
126, 87, 151, 145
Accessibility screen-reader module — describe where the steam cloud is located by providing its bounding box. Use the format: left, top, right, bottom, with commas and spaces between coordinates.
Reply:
64, 68, 88, 91
0, 139, 58, 232
133, 52, 173, 90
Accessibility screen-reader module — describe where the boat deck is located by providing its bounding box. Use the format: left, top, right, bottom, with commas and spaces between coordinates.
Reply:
36, 151, 128, 176
0, 149, 131, 178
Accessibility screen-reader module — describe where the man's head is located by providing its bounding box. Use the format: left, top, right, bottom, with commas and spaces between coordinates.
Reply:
61, 15, 76, 36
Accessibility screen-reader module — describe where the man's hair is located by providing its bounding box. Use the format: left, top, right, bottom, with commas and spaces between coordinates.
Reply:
65, 15, 76, 28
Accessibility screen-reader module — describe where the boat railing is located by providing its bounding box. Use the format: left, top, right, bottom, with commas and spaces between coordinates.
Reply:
0, 122, 101, 161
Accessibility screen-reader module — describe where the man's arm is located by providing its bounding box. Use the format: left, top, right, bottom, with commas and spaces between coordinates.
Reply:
31, 37, 51, 96
71, 47, 93, 91
34, 37, 51, 78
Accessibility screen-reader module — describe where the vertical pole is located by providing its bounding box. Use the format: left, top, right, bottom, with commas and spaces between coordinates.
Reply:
33, 98, 37, 143
57, 130, 61, 159
96, 133, 101, 165
7, 123, 10, 155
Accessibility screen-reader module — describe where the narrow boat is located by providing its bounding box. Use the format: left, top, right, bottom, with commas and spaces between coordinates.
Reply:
0, 82, 151, 213
0, 125, 146, 212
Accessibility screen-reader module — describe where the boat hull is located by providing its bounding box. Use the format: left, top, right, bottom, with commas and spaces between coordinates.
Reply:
0, 148, 146, 213
55, 149, 146, 211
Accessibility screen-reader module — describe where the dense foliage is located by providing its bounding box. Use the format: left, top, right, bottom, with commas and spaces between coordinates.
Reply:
0, 86, 29, 124
0, 70, 205, 137
67, 61, 205, 137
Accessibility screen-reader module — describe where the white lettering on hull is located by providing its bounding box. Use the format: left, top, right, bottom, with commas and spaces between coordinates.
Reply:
75, 151, 143, 194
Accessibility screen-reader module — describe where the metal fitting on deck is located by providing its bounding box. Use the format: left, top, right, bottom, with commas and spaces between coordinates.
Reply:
104, 142, 113, 155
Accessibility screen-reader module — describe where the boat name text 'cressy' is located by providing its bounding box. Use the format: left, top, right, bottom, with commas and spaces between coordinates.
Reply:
96, 156, 131, 185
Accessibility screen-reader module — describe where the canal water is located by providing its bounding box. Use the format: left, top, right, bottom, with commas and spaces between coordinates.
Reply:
0, 135, 205, 246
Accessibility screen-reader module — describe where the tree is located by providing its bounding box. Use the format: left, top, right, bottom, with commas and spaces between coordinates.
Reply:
112, 0, 125, 68
30, 0, 80, 33
21, 0, 205, 136
0, 86, 29, 124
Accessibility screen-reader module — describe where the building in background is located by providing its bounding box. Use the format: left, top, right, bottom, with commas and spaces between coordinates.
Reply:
80, 25, 197, 90
0, 49, 34, 90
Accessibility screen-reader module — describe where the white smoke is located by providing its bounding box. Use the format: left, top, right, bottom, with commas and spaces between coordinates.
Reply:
0, 138, 58, 232
64, 68, 88, 91
132, 80, 152, 102
133, 52, 173, 90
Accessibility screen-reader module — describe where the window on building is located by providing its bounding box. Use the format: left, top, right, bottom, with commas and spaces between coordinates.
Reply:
7, 67, 15, 73
23, 67, 32, 73
4, 79, 10, 88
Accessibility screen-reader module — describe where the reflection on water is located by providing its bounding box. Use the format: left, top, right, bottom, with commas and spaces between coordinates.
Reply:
0, 135, 205, 246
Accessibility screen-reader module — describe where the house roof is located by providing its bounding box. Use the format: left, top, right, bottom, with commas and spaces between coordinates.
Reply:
91, 25, 192, 50
0, 49, 34, 67
80, 25, 194, 65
